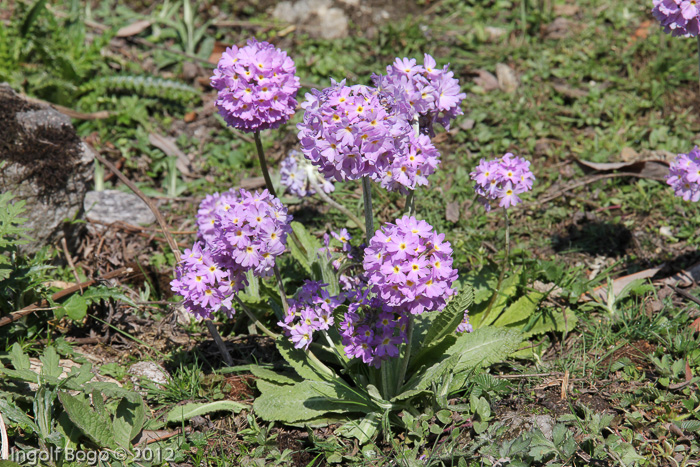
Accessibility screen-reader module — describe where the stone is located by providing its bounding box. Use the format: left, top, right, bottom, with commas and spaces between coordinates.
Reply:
84, 190, 156, 228
496, 63, 519, 93
128, 361, 170, 391
272, 0, 349, 40
0, 83, 94, 255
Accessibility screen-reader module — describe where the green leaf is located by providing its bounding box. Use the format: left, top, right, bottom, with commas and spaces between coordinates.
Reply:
82, 285, 137, 307
477, 271, 521, 327
289, 221, 320, 274
166, 401, 247, 424
423, 285, 474, 347
493, 291, 544, 327
9, 342, 30, 370
336, 412, 380, 444
397, 353, 460, 401
523, 308, 577, 338
20, 0, 48, 37
249, 365, 302, 385
62, 294, 87, 321
447, 327, 523, 372
276, 337, 328, 382
113, 397, 145, 448
0, 399, 39, 434
58, 391, 117, 448
0, 461, 23, 467
39, 346, 62, 379
254, 380, 370, 423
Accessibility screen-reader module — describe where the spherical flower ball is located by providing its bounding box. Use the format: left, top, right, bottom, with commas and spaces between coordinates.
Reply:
208, 188, 292, 277
210, 38, 301, 132
373, 54, 466, 136
280, 149, 335, 198
297, 80, 410, 182
170, 242, 245, 320
470, 153, 535, 211
667, 146, 700, 201
278, 281, 340, 350
363, 216, 458, 315
652, 0, 700, 37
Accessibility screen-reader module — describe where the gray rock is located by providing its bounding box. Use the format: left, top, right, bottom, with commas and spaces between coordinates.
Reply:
0, 83, 94, 255
84, 190, 156, 228
128, 361, 170, 391
273, 0, 349, 39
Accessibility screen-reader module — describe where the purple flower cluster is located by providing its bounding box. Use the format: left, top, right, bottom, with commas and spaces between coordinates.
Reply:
652, 0, 700, 37
297, 80, 409, 182
172, 188, 292, 318
280, 149, 335, 198
373, 54, 466, 136
339, 297, 408, 368
456, 309, 473, 334
667, 146, 700, 201
211, 38, 300, 132
278, 281, 340, 350
170, 243, 242, 319
470, 153, 535, 211
375, 132, 441, 194
321, 229, 367, 297
363, 216, 458, 315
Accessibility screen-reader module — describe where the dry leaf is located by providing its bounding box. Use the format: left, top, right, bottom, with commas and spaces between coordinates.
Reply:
496, 63, 518, 93
574, 157, 669, 181
552, 82, 587, 99
184, 111, 197, 123
583, 266, 663, 302
148, 133, 194, 177
473, 69, 499, 91
116, 19, 152, 38
661, 262, 700, 287
208, 41, 229, 65
240, 177, 266, 190
690, 317, 700, 333
446, 202, 460, 223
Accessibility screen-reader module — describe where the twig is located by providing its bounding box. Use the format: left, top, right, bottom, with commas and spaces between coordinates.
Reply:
536, 172, 667, 205
669, 284, 700, 306
61, 237, 83, 292
233, 296, 279, 339
88, 218, 195, 235
20, 93, 115, 120
0, 267, 133, 328
205, 319, 234, 366
94, 153, 181, 263
493, 372, 564, 379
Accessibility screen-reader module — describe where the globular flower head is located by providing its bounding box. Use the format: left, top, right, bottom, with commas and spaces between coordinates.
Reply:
363, 216, 458, 315
278, 281, 339, 350
470, 153, 535, 211
280, 149, 335, 198
373, 53, 466, 136
297, 80, 411, 182
211, 38, 300, 132
667, 146, 700, 201
652, 0, 700, 37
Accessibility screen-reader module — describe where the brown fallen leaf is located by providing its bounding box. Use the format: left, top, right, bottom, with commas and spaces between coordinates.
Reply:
574, 157, 669, 181
446, 201, 460, 223
209, 41, 229, 65
552, 81, 588, 99
661, 262, 700, 287
240, 176, 266, 190
116, 19, 152, 38
184, 111, 197, 123
691, 317, 700, 333
148, 132, 194, 177
583, 266, 663, 302
473, 69, 499, 91
496, 63, 518, 93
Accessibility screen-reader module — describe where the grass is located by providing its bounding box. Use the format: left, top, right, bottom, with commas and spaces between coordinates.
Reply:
1, 0, 700, 465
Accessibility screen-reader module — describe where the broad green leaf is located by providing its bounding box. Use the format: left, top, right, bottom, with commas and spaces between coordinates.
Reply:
448, 327, 523, 373
20, 0, 47, 37
82, 285, 137, 307
62, 294, 87, 321
289, 221, 320, 274
249, 365, 302, 385
476, 271, 521, 327
0, 399, 39, 434
9, 342, 30, 370
85, 382, 143, 405
254, 380, 370, 423
0, 461, 23, 467
418, 285, 474, 353
523, 308, 577, 339
166, 401, 247, 424
493, 291, 544, 327
336, 412, 380, 444
408, 334, 456, 374
276, 337, 328, 382
58, 391, 116, 448
62, 362, 96, 390
396, 353, 460, 401
39, 346, 62, 379
34, 386, 55, 440
113, 397, 145, 448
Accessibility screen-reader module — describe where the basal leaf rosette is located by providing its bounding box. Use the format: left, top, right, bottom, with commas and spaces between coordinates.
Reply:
363, 216, 458, 316
172, 188, 292, 319
211, 38, 301, 132
667, 146, 700, 201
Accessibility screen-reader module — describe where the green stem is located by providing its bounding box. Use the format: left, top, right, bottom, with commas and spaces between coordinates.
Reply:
362, 177, 374, 243
253, 131, 277, 198
307, 169, 365, 233
521, 0, 528, 39
233, 295, 279, 339
405, 191, 415, 216
697, 35, 700, 95
482, 208, 510, 324
273, 263, 289, 313
395, 316, 414, 396
381, 361, 392, 400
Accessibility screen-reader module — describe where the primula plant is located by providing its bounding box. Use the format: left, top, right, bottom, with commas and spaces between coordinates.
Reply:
171, 41, 525, 443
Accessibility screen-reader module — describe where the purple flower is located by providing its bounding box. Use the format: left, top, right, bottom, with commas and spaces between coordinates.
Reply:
280, 149, 335, 198
667, 146, 700, 201
373, 54, 466, 136
363, 216, 458, 316
470, 153, 535, 211
278, 281, 339, 350
456, 309, 473, 334
653, 0, 700, 37
211, 38, 300, 132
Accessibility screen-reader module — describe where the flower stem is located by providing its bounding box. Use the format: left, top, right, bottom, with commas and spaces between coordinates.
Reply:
307, 170, 366, 233
273, 263, 289, 313
395, 316, 414, 396
254, 131, 277, 198
404, 191, 415, 216
362, 177, 375, 242
233, 295, 279, 339
482, 208, 510, 324
697, 35, 700, 95
204, 319, 233, 366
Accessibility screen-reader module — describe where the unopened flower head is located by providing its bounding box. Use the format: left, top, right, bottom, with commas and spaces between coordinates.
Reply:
667, 146, 700, 201
278, 281, 340, 350
652, 0, 700, 37
297, 80, 410, 182
373, 54, 466, 136
211, 38, 300, 132
470, 153, 535, 211
363, 216, 458, 316
339, 297, 407, 368
280, 149, 335, 198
